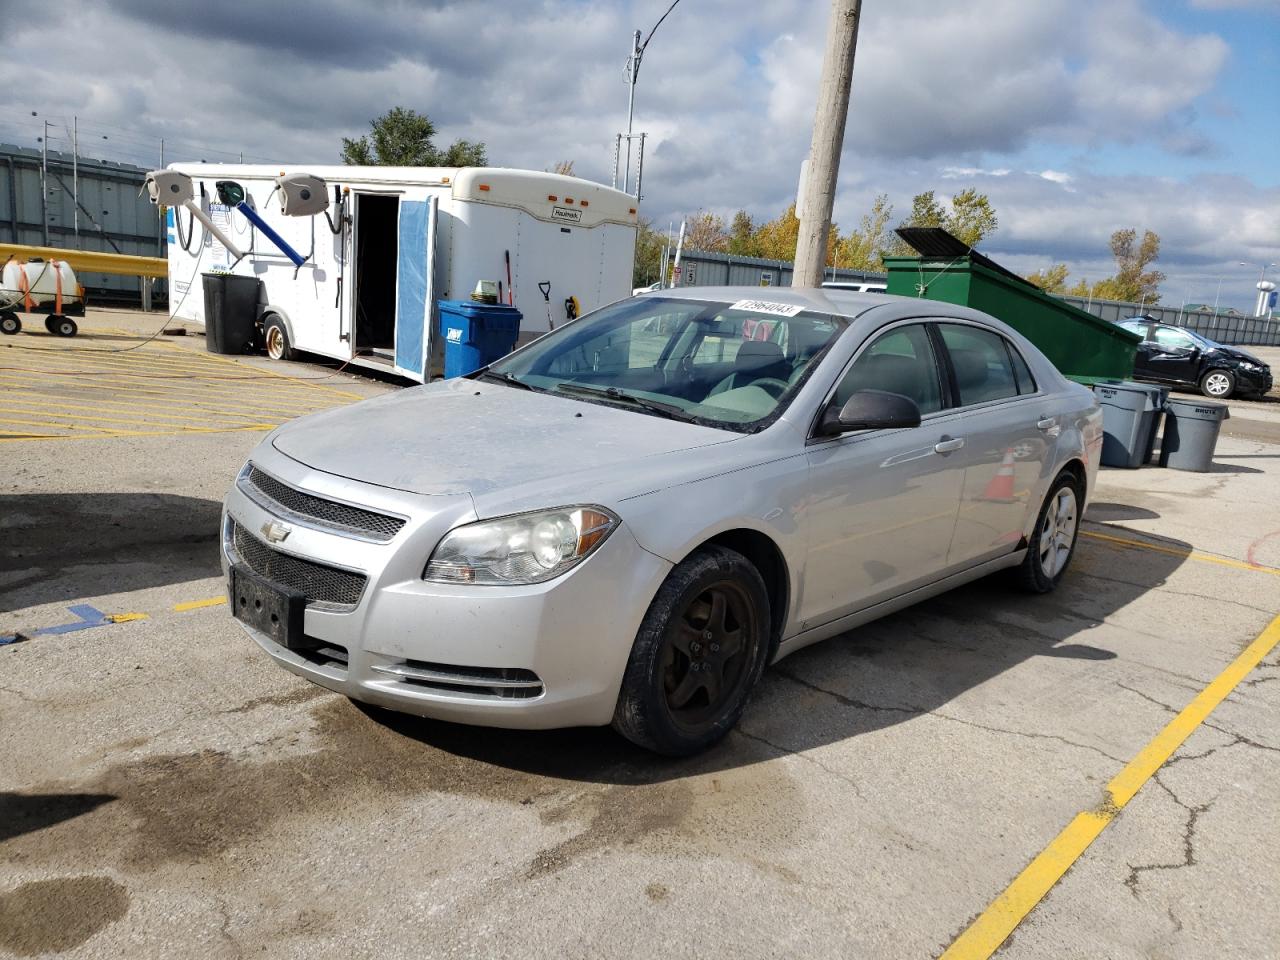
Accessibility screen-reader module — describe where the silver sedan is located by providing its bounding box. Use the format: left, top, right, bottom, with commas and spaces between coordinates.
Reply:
222, 287, 1102, 755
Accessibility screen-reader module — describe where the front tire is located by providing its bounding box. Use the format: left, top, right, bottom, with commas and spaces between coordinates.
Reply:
263, 315, 295, 361
0, 312, 19, 335
50, 315, 77, 337
1200, 369, 1235, 399
1015, 471, 1082, 594
612, 545, 771, 756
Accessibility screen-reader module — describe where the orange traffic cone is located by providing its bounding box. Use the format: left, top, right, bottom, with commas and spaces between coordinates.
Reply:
983, 448, 1017, 502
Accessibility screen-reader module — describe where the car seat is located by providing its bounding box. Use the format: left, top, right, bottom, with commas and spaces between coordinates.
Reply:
708, 341, 792, 397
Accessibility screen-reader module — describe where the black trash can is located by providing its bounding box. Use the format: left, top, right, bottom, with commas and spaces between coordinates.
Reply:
1159, 399, 1230, 472
202, 272, 261, 354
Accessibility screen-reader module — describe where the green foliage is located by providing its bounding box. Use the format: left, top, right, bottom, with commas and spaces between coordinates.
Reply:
883, 188, 998, 257
835, 193, 893, 271
1025, 263, 1070, 293
1060, 229, 1164, 304
341, 107, 488, 167
633, 219, 667, 288
727, 210, 755, 256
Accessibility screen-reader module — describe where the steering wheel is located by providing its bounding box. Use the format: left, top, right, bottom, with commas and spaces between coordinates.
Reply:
752, 378, 791, 398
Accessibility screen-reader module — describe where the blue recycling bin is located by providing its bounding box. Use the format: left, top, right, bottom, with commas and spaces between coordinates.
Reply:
438, 300, 523, 379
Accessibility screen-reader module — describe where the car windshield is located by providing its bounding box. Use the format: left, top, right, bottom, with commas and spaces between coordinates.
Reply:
487, 296, 846, 431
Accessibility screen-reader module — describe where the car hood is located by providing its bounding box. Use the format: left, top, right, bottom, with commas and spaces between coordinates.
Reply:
271, 378, 739, 501
1214, 345, 1266, 366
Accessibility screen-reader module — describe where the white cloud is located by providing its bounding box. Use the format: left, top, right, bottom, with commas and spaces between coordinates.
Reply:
0, 0, 1268, 310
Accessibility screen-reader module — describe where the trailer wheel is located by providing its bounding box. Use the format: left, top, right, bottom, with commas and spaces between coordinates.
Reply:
0, 312, 20, 335
51, 315, 78, 337
263, 315, 295, 362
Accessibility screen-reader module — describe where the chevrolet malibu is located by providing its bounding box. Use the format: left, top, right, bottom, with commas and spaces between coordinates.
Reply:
223, 288, 1102, 755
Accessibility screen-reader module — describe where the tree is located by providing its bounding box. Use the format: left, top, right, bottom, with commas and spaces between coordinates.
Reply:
727, 210, 756, 256
1064, 228, 1165, 303
751, 204, 801, 261
341, 107, 488, 167
1025, 263, 1070, 293
947, 188, 998, 249
834, 193, 893, 271
685, 210, 728, 252
549, 160, 576, 176
883, 188, 997, 258
633, 218, 667, 289
1105, 228, 1164, 303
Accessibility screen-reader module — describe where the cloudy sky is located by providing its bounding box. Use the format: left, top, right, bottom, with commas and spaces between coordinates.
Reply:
3, 0, 1278, 310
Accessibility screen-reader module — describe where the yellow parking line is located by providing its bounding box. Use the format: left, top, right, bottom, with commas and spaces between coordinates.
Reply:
0, 373, 328, 417
107, 612, 149, 623
1082, 528, 1280, 576
1, 392, 286, 427
941, 613, 1280, 960
173, 597, 226, 612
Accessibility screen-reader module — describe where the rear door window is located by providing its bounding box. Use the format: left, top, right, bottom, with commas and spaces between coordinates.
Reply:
937, 324, 1020, 406
1006, 342, 1038, 395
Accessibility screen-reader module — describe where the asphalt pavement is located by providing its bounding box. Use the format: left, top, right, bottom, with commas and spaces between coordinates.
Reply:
2, 309, 1277, 959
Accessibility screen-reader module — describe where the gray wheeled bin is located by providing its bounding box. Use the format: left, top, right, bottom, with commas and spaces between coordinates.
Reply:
1118, 382, 1170, 464
1093, 382, 1160, 468
1158, 398, 1229, 472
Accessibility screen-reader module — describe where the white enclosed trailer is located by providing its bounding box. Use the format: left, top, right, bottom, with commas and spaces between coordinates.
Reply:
163, 165, 638, 381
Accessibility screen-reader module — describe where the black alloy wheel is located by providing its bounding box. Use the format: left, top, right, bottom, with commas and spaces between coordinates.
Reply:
614, 545, 771, 755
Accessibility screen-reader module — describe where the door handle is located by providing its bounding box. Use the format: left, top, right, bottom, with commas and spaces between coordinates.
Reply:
1037, 417, 1061, 437
934, 436, 965, 454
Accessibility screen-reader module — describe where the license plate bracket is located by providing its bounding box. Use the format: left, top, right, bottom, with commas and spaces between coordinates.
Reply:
230, 565, 311, 649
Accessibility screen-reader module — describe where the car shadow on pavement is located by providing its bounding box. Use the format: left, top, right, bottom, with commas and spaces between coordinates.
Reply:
0, 792, 117, 843
364, 520, 1189, 784
0, 493, 223, 612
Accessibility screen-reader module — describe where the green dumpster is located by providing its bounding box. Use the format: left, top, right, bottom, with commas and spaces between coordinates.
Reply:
883, 228, 1140, 384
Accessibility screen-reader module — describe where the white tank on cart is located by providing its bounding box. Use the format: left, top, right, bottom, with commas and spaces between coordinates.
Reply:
1, 258, 79, 308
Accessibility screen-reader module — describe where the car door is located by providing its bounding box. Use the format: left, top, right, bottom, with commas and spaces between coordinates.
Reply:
1118, 320, 1159, 379
934, 322, 1051, 567
800, 322, 965, 626
1145, 325, 1202, 385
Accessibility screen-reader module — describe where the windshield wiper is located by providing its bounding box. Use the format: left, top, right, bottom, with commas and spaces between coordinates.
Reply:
475, 369, 535, 391
553, 383, 695, 422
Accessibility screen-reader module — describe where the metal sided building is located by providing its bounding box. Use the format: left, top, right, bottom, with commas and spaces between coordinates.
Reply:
0, 144, 164, 304
667, 248, 887, 290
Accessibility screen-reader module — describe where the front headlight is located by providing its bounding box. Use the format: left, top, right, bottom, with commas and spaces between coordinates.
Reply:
424, 506, 619, 585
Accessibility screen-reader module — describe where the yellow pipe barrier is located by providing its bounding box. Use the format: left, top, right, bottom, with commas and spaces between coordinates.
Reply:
0, 242, 167, 279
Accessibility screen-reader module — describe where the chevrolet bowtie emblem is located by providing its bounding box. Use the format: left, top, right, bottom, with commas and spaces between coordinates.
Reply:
261, 520, 292, 544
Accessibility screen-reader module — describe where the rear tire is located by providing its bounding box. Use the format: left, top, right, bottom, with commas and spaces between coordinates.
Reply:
612, 545, 771, 756
50, 315, 77, 337
263, 316, 295, 361
1199, 369, 1235, 399
1014, 471, 1082, 594
1, 312, 19, 335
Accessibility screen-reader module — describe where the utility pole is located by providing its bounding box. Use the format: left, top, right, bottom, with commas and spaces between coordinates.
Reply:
73, 116, 79, 243
40, 120, 50, 246
792, 0, 862, 287
623, 28, 641, 192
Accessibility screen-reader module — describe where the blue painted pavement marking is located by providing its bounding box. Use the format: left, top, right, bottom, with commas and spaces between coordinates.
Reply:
0, 604, 112, 645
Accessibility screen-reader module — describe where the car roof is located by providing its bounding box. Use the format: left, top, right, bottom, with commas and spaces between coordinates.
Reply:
636, 285, 895, 318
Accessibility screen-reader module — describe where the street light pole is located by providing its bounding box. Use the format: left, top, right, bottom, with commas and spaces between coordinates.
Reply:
614, 0, 682, 196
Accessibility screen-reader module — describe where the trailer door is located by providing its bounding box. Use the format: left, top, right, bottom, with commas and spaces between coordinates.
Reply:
393, 195, 438, 380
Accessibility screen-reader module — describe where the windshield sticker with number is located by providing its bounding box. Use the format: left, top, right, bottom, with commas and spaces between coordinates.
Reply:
729, 299, 804, 318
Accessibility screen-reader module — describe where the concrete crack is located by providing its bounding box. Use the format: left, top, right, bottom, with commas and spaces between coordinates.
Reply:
774, 669, 1124, 765
1203, 722, 1280, 755
773, 667, 921, 716
1124, 775, 1214, 897
0, 682, 49, 706
1115, 683, 1179, 715
734, 726, 866, 800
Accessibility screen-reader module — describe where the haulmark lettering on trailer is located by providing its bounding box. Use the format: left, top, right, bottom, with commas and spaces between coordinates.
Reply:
551, 206, 582, 224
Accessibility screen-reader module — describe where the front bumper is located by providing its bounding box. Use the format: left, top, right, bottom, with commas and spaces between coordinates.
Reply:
221, 444, 672, 729
1236, 367, 1273, 396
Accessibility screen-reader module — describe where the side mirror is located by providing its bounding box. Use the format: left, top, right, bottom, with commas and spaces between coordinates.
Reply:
817, 389, 922, 437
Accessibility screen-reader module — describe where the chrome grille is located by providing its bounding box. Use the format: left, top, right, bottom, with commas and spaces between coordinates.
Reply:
370, 660, 544, 699
231, 521, 367, 609
243, 466, 405, 541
